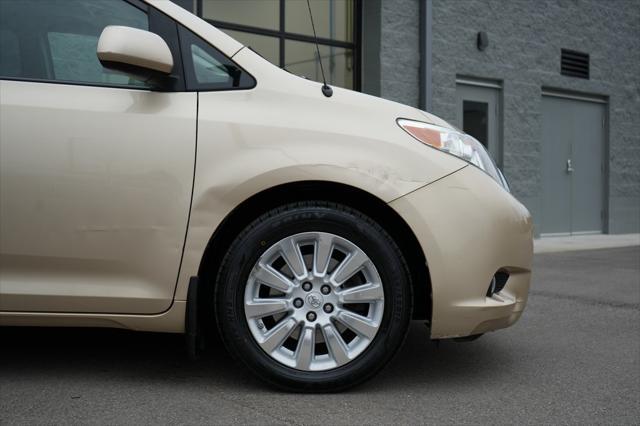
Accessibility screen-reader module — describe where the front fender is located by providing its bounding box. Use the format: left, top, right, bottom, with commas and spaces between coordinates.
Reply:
172, 86, 465, 302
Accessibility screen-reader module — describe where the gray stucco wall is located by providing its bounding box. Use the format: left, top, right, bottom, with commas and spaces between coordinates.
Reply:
379, 0, 422, 107
362, 0, 422, 108
429, 0, 640, 234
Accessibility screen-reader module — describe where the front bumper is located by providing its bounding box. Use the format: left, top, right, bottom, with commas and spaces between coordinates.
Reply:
390, 165, 533, 339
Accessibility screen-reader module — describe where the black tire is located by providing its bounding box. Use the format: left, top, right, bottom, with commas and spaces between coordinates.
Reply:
214, 201, 412, 392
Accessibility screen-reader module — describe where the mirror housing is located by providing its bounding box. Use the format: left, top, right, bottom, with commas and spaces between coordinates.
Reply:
97, 26, 173, 80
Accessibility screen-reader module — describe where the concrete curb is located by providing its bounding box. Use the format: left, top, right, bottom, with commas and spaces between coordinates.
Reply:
534, 233, 640, 254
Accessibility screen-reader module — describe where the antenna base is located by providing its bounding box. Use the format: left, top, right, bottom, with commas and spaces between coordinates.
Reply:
322, 84, 333, 98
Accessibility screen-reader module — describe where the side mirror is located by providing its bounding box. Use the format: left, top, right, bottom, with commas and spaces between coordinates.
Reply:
97, 25, 173, 80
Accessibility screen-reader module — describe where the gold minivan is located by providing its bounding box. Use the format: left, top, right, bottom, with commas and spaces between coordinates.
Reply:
0, 0, 533, 391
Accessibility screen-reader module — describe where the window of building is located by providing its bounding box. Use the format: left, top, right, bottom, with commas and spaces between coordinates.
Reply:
462, 100, 489, 148
198, 0, 360, 90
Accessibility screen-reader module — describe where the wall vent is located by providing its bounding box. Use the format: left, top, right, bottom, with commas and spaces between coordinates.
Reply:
561, 49, 589, 79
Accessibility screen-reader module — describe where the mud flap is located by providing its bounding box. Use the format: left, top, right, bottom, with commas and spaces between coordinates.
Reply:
185, 276, 200, 360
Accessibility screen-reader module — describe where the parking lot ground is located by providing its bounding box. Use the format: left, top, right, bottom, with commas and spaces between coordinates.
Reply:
1, 246, 639, 425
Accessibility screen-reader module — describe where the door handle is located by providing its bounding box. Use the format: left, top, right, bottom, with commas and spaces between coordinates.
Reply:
566, 159, 574, 173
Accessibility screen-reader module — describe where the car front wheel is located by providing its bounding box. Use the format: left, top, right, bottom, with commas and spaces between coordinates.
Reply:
215, 201, 412, 391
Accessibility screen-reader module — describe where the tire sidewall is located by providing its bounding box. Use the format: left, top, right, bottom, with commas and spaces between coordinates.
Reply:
216, 204, 412, 391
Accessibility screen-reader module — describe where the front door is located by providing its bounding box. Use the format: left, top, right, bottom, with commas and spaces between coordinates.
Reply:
456, 83, 502, 166
541, 94, 605, 235
0, 0, 197, 313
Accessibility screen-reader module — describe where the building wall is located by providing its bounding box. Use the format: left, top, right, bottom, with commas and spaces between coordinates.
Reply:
380, 0, 422, 107
362, 0, 422, 107
429, 0, 640, 234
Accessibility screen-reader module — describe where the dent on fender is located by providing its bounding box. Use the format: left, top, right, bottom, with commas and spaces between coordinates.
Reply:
173, 163, 437, 302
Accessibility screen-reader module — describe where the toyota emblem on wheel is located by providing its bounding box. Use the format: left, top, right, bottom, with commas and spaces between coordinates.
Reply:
306, 293, 323, 309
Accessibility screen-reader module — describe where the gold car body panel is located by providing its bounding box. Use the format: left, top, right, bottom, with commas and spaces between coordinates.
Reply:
0, 81, 197, 314
390, 165, 533, 339
0, 301, 186, 333
173, 47, 467, 304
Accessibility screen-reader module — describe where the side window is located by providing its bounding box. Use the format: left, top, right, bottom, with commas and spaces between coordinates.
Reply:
0, 0, 150, 88
179, 26, 255, 91
191, 44, 235, 85
0, 28, 21, 78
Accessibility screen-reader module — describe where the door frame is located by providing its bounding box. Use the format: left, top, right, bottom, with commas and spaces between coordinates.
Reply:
455, 76, 504, 168
540, 87, 610, 235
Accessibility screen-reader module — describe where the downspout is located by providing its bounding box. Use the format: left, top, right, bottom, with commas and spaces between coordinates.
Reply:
420, 0, 433, 112
329, 0, 335, 81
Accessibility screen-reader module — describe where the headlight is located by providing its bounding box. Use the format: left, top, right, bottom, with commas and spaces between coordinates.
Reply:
397, 118, 507, 190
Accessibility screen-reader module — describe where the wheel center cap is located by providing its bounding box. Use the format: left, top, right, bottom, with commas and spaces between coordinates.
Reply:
306, 292, 324, 309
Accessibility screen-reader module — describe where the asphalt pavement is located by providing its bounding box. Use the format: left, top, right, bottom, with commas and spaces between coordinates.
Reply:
1, 246, 639, 425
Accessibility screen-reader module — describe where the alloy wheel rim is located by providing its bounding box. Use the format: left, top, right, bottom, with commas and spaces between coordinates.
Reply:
244, 231, 385, 371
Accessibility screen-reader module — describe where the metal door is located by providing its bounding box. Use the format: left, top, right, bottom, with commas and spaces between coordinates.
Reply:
541, 94, 605, 235
456, 83, 502, 166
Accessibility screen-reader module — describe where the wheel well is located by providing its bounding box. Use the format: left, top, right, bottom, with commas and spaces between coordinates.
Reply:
196, 181, 431, 337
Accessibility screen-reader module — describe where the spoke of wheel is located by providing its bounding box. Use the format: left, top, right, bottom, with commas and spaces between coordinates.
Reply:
332, 250, 369, 285
260, 317, 297, 353
295, 326, 315, 370
245, 299, 288, 318
313, 233, 333, 276
339, 283, 384, 303
279, 238, 307, 279
252, 263, 294, 293
336, 310, 378, 340
322, 323, 350, 366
